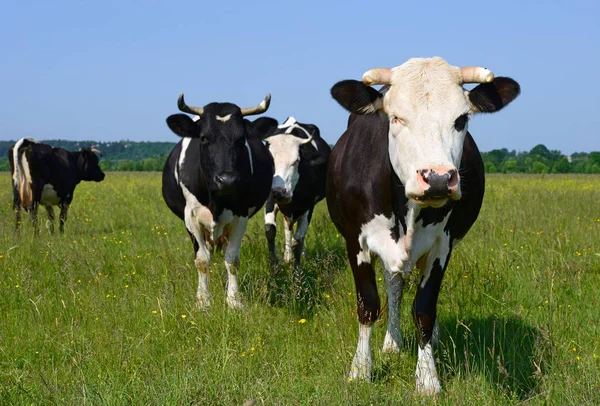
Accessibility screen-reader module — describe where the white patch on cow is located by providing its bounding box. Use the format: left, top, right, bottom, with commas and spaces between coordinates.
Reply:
264, 207, 277, 226
224, 215, 248, 309
40, 184, 61, 206
419, 232, 450, 289
216, 114, 231, 122
244, 140, 254, 175
214, 209, 233, 241
192, 116, 201, 122
264, 132, 309, 200
349, 323, 373, 381
416, 343, 441, 395
383, 58, 471, 200
356, 214, 408, 270
382, 270, 404, 353
12, 138, 36, 187
176, 137, 192, 183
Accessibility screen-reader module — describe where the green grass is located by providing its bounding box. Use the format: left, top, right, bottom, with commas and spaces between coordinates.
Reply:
1, 172, 599, 405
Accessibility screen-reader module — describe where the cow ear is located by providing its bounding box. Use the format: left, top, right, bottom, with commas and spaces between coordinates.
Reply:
300, 145, 329, 167
248, 117, 278, 139
331, 80, 383, 115
469, 77, 521, 113
166, 114, 199, 138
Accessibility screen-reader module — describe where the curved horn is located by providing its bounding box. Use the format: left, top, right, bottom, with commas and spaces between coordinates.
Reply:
460, 67, 494, 84
240, 93, 271, 116
177, 93, 204, 116
362, 68, 393, 86
300, 134, 314, 145
91, 148, 103, 158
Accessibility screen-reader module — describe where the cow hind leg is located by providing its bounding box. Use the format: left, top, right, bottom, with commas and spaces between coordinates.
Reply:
264, 201, 279, 262
412, 241, 451, 395
223, 216, 249, 309
30, 203, 40, 236
347, 238, 380, 381
59, 203, 69, 234
292, 210, 311, 265
14, 203, 22, 232
283, 215, 294, 263
45, 206, 55, 234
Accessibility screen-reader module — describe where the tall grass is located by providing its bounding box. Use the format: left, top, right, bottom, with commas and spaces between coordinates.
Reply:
0, 173, 599, 404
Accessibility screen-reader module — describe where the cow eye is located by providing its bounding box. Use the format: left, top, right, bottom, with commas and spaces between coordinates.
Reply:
390, 116, 404, 125
454, 114, 469, 131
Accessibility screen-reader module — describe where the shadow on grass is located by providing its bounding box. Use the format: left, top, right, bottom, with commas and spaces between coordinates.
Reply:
435, 315, 550, 399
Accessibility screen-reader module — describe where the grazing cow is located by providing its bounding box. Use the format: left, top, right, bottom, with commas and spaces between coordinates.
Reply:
263, 117, 331, 265
162, 93, 277, 309
326, 57, 520, 394
9, 138, 105, 234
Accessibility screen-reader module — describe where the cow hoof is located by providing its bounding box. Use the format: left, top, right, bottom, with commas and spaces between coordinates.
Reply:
416, 376, 441, 396
227, 296, 243, 310
349, 357, 372, 382
382, 333, 401, 354
195, 296, 212, 310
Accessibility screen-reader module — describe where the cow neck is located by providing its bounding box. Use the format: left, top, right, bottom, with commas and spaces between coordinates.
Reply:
68, 152, 83, 184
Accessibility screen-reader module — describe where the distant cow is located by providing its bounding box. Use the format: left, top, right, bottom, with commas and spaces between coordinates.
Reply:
9, 138, 105, 234
326, 57, 520, 395
162, 93, 277, 309
263, 117, 330, 265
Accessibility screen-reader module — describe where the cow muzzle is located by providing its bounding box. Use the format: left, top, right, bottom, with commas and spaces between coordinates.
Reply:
410, 167, 460, 207
271, 187, 291, 204
214, 173, 239, 196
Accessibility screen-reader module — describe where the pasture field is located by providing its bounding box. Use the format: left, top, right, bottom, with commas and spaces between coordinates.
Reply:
0, 172, 599, 405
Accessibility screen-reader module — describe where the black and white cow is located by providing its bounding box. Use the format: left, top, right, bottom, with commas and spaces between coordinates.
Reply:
263, 117, 331, 264
9, 138, 105, 234
162, 93, 278, 309
326, 57, 520, 394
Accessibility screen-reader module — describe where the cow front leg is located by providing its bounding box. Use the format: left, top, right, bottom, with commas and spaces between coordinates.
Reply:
45, 206, 55, 234
347, 238, 380, 381
264, 199, 279, 262
186, 229, 212, 309
292, 210, 311, 265
224, 215, 249, 309
283, 215, 294, 263
59, 203, 69, 234
382, 270, 404, 353
412, 241, 451, 396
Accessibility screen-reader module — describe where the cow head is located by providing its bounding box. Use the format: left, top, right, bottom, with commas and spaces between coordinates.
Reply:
166, 93, 275, 196
331, 57, 520, 207
263, 117, 328, 203
78, 148, 105, 182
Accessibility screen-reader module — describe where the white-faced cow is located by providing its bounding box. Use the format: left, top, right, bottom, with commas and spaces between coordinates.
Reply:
9, 138, 105, 234
162, 93, 278, 309
263, 117, 331, 264
326, 57, 520, 395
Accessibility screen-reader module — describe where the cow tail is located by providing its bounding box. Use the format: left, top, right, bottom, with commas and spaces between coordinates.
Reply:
14, 141, 34, 210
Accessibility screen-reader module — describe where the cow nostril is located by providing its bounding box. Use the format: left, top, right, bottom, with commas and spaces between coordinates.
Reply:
419, 169, 430, 184
448, 170, 459, 188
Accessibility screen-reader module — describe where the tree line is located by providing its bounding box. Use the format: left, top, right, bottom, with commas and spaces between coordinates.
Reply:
0, 140, 599, 174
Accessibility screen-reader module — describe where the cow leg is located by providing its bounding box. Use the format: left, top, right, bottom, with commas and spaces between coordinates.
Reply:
292, 209, 311, 265
13, 199, 22, 232
30, 202, 40, 235
347, 238, 380, 381
224, 215, 248, 309
264, 199, 279, 262
186, 229, 212, 309
59, 203, 69, 234
45, 206, 55, 234
283, 215, 294, 263
382, 270, 404, 353
412, 239, 451, 395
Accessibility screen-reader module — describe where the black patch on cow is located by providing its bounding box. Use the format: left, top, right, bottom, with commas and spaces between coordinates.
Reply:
417, 204, 454, 228
454, 113, 468, 131
469, 77, 521, 113
330, 80, 382, 114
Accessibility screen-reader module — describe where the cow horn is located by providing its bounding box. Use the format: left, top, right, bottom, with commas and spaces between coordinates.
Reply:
240, 94, 271, 116
91, 148, 103, 158
177, 93, 204, 116
300, 130, 315, 145
460, 67, 494, 84
362, 68, 393, 86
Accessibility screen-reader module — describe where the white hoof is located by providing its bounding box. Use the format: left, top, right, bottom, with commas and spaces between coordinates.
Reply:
349, 356, 371, 381
227, 295, 243, 310
415, 343, 441, 396
382, 331, 402, 354
196, 295, 212, 310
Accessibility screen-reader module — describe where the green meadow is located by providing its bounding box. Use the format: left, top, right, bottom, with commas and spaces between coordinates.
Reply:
0, 172, 599, 405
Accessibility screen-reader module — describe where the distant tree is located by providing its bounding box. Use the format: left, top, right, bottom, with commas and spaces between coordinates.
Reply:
531, 161, 549, 174
502, 159, 518, 173
484, 162, 498, 173
552, 157, 571, 173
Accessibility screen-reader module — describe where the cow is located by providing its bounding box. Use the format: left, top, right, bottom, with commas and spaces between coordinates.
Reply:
162, 92, 278, 309
326, 57, 520, 395
263, 117, 331, 265
9, 138, 105, 234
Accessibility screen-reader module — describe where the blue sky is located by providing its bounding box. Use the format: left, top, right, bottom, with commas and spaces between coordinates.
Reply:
1, 0, 598, 154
